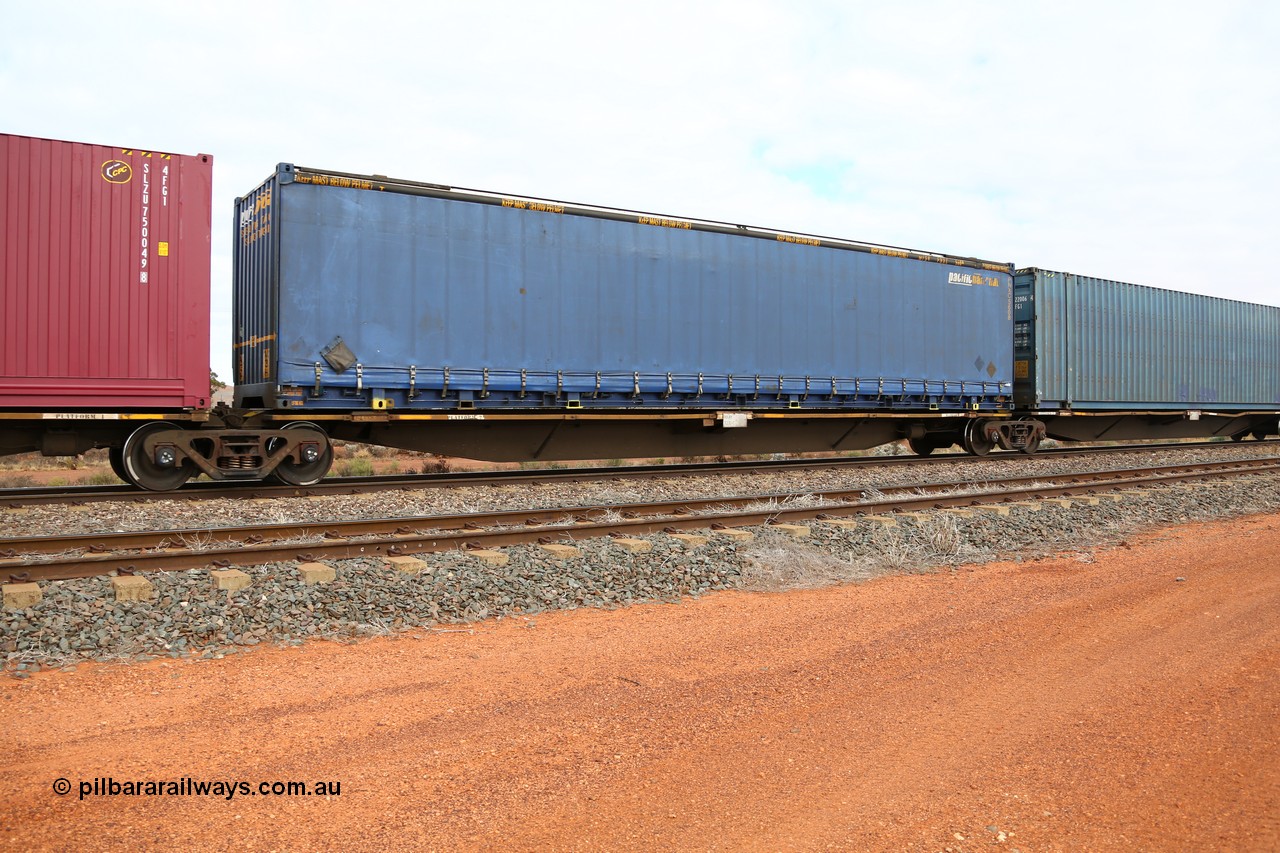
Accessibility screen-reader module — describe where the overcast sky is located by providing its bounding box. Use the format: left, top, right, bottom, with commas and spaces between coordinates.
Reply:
3, 1, 1277, 380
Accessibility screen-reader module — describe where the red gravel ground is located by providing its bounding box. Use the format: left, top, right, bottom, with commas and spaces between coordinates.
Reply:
2, 513, 1278, 851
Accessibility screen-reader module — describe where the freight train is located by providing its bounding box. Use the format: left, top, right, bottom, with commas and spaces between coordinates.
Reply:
2, 132, 1277, 490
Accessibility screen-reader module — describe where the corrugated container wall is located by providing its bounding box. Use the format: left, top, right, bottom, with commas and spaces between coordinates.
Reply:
1014, 268, 1280, 410
235, 165, 1014, 413
0, 133, 212, 409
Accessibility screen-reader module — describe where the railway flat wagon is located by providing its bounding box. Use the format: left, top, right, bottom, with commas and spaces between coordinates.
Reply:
234, 165, 1031, 459
1014, 268, 1280, 442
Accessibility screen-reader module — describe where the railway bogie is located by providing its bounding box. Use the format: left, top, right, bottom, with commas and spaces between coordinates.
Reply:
0, 415, 333, 491
116, 422, 333, 491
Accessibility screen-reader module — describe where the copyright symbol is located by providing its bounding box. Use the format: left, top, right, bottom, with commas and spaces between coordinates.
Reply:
52, 778, 71, 796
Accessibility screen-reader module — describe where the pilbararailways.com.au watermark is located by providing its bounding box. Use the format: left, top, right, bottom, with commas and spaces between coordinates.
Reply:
52, 777, 341, 801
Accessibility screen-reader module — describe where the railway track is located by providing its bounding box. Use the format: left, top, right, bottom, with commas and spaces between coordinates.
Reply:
2, 438, 1277, 508
4, 456, 1277, 583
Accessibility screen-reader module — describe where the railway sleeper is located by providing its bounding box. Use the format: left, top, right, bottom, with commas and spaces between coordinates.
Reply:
118, 422, 333, 491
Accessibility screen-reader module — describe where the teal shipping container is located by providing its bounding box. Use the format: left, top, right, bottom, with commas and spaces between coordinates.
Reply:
1014, 268, 1280, 411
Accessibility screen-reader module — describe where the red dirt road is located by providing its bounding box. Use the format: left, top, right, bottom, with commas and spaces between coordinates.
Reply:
3, 514, 1278, 851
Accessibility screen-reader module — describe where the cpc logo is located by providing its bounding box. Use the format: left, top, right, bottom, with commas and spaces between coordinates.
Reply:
101, 160, 133, 184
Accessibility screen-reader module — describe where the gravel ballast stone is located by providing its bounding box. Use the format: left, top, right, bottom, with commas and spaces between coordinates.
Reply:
1, 533, 744, 671
5, 469, 1280, 673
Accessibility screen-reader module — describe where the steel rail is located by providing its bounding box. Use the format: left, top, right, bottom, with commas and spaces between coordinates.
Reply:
2, 439, 1276, 508
3, 456, 1276, 558
3, 457, 1277, 583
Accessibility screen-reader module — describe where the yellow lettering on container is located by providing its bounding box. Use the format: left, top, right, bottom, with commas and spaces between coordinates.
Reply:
295, 174, 373, 190
502, 198, 564, 213
638, 215, 692, 230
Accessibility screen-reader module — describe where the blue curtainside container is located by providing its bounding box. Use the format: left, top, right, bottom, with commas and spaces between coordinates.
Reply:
234, 165, 1014, 414
1014, 268, 1280, 411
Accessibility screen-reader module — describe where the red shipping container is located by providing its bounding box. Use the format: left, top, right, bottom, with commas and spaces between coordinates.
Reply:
0, 133, 212, 409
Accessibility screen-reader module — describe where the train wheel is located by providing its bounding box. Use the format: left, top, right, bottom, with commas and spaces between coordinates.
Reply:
266, 423, 333, 486
1020, 433, 1042, 455
962, 420, 994, 457
122, 422, 193, 491
907, 437, 936, 456
108, 447, 129, 482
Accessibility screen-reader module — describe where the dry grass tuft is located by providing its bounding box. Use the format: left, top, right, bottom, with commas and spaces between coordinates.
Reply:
740, 512, 976, 592
176, 532, 217, 551
918, 514, 965, 558
738, 528, 870, 591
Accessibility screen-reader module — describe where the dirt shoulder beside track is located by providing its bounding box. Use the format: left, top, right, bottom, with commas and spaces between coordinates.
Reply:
2, 514, 1278, 851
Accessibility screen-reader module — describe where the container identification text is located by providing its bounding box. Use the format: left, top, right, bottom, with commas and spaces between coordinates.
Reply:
139, 163, 150, 284
948, 272, 1001, 287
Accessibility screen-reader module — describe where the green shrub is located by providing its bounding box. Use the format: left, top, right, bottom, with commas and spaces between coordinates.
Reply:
337, 458, 375, 477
